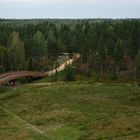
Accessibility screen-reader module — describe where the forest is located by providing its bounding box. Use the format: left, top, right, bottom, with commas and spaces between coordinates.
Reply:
0, 19, 140, 82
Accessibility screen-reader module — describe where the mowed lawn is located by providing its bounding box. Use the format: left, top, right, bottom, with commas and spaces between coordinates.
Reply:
0, 83, 140, 140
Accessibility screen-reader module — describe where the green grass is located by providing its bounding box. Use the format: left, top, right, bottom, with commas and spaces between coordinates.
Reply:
0, 83, 140, 140
0, 86, 12, 95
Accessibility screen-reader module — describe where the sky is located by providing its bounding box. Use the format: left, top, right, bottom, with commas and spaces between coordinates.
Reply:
0, 0, 140, 19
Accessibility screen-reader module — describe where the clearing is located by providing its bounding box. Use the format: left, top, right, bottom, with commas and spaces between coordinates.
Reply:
0, 83, 140, 140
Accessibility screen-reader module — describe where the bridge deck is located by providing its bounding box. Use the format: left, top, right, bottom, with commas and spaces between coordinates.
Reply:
0, 54, 80, 85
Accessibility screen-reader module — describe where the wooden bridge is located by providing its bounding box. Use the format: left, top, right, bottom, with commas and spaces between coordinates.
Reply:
0, 53, 80, 85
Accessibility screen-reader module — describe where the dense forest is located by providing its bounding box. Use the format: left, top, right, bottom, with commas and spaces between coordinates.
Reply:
0, 19, 140, 82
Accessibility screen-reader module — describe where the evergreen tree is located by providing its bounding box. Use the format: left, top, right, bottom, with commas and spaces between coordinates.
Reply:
8, 32, 26, 71
0, 45, 7, 72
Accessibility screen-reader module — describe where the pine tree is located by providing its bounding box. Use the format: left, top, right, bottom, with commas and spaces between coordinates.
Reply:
8, 32, 26, 71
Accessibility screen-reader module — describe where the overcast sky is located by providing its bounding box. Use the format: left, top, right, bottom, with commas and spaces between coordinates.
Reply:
0, 0, 140, 19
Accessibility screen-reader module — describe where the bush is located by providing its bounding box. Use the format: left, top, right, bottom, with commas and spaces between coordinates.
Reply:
92, 71, 100, 82
109, 72, 117, 81
64, 65, 74, 81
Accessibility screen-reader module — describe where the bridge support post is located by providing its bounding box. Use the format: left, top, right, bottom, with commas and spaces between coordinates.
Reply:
9, 79, 16, 86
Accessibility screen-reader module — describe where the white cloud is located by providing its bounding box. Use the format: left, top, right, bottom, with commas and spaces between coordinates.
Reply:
0, 0, 140, 5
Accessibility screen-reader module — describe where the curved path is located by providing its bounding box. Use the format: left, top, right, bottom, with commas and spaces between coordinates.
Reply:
0, 53, 80, 85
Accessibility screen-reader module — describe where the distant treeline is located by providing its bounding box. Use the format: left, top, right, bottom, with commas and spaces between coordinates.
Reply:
0, 19, 140, 81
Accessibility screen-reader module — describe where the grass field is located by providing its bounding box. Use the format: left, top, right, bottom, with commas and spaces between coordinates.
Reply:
0, 83, 140, 140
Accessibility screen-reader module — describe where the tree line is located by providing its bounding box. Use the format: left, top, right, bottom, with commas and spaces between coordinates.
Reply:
0, 19, 140, 81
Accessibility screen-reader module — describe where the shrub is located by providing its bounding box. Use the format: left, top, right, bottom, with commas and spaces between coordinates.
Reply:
64, 65, 74, 81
